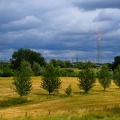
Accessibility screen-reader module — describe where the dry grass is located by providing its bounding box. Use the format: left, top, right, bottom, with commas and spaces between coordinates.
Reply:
0, 77, 120, 119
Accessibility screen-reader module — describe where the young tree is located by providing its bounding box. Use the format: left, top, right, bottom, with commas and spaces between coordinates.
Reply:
78, 65, 96, 93
12, 60, 33, 98
65, 84, 72, 96
41, 63, 62, 95
98, 64, 111, 91
113, 65, 120, 88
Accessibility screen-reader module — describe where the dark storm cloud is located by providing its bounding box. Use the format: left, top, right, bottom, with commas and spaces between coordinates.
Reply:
73, 0, 120, 10
0, 0, 119, 62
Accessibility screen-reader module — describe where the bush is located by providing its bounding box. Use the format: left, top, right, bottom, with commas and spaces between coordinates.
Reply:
59, 68, 78, 77
65, 84, 72, 96
32, 62, 43, 76
1, 67, 13, 77
59, 69, 69, 76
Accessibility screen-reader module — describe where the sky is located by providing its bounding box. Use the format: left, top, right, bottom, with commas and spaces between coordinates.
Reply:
0, 0, 120, 63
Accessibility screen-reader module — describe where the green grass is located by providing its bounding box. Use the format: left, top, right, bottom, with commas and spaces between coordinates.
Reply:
0, 77, 120, 119
0, 98, 28, 107
1, 112, 120, 120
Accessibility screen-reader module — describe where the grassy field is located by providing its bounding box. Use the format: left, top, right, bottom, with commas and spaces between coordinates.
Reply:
0, 77, 120, 120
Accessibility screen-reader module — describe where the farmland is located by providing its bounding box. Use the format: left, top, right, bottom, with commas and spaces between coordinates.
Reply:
0, 77, 120, 120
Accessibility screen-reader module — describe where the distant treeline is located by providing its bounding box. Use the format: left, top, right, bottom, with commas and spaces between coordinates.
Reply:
0, 48, 120, 77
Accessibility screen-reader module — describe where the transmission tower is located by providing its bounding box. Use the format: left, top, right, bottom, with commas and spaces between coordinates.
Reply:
97, 29, 102, 64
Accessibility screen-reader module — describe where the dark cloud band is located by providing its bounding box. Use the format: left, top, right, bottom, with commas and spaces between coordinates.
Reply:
73, 0, 120, 10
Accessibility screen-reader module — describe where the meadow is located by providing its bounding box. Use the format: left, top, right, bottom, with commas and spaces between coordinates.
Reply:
0, 76, 120, 120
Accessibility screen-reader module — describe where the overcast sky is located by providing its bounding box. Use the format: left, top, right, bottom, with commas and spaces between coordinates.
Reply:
0, 0, 120, 63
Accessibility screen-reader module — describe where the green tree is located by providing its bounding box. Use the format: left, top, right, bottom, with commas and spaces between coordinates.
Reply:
98, 64, 111, 91
41, 63, 62, 95
2, 66, 13, 77
50, 59, 58, 67
78, 65, 96, 93
113, 65, 120, 88
32, 62, 42, 76
64, 60, 73, 68
112, 56, 120, 70
12, 60, 32, 98
74, 62, 84, 69
10, 48, 45, 69
50, 59, 66, 68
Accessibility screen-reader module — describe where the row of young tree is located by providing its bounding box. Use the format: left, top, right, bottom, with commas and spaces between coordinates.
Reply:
12, 60, 120, 98
76, 63, 120, 93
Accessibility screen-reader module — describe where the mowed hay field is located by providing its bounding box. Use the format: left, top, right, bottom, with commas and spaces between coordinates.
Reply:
0, 77, 120, 120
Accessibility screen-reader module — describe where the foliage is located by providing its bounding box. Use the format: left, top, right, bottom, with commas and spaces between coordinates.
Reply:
12, 60, 33, 98
59, 68, 78, 77
0, 62, 11, 69
78, 64, 96, 93
50, 59, 73, 68
73, 62, 85, 69
1, 66, 13, 77
0, 62, 13, 77
74, 61, 96, 69
112, 56, 120, 70
113, 65, 120, 88
98, 64, 111, 91
50, 59, 66, 68
10, 48, 45, 69
58, 69, 69, 77
32, 62, 43, 76
64, 60, 73, 68
65, 84, 72, 96
0, 70, 2, 76
41, 63, 62, 95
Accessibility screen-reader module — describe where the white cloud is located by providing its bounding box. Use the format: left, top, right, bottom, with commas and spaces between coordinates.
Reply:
2, 16, 41, 29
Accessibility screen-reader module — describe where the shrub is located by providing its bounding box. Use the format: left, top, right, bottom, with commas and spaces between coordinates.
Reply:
59, 68, 77, 77
65, 84, 72, 96
1, 67, 13, 77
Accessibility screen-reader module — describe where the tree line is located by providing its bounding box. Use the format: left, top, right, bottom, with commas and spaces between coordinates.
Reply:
11, 60, 120, 98
0, 48, 120, 98
0, 48, 120, 77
